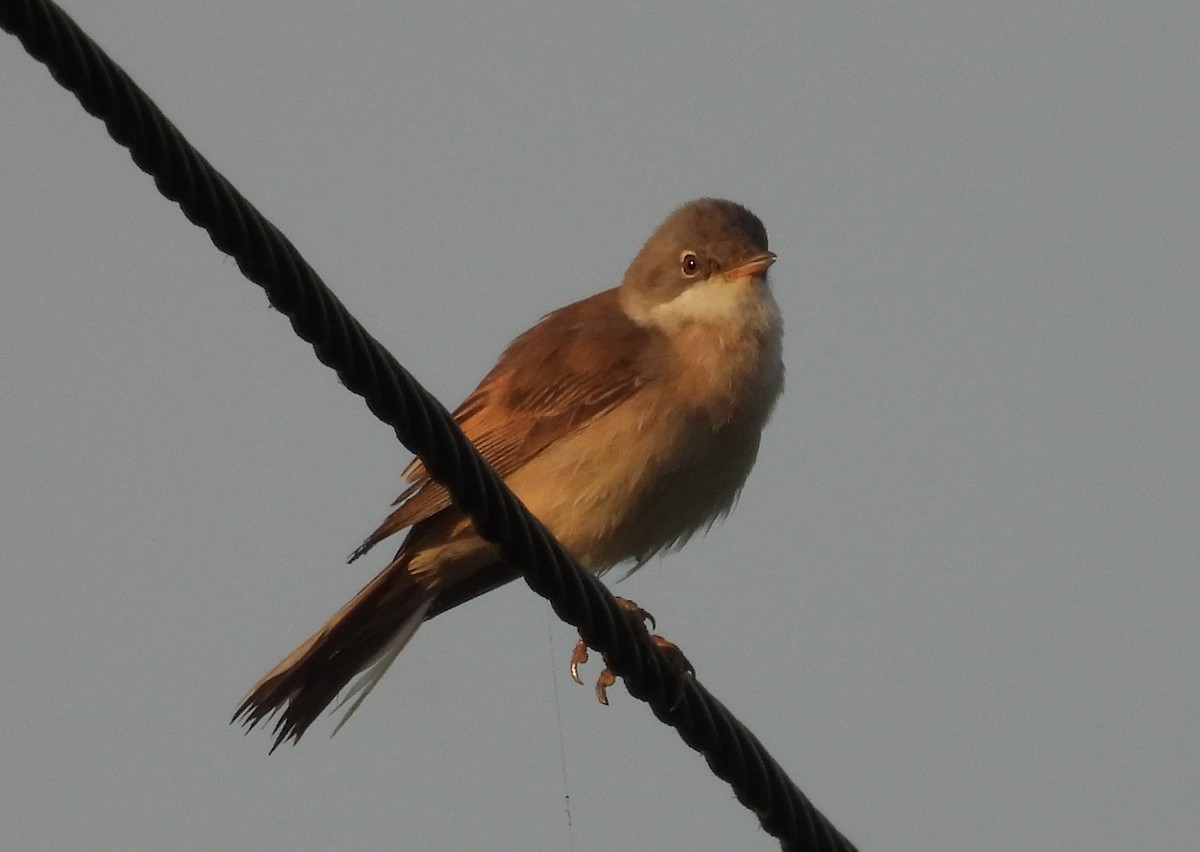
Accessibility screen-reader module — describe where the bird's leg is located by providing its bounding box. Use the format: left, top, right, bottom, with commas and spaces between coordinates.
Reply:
569, 597, 694, 705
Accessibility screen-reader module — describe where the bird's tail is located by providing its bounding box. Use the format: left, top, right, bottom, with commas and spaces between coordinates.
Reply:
233, 555, 434, 751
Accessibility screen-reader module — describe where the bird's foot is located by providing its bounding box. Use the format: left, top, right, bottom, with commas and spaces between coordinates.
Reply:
569, 597, 694, 705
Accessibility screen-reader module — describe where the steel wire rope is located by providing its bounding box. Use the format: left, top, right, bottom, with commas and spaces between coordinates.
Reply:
0, 2, 861, 849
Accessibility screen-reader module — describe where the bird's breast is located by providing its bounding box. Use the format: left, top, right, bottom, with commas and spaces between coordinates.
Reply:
509, 291, 783, 570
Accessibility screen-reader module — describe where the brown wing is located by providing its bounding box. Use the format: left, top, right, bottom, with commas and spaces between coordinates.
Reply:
350, 288, 664, 560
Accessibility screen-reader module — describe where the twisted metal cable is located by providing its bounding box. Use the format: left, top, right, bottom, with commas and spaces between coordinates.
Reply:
1, 2, 860, 849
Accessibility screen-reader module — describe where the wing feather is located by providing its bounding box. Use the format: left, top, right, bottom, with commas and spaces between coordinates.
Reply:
350, 288, 663, 560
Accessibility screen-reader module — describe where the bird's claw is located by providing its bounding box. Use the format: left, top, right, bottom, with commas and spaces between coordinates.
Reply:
569, 638, 590, 685
594, 667, 617, 705
568, 597, 692, 706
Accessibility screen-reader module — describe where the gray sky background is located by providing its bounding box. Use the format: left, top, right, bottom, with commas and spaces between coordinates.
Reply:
2, 3, 1197, 850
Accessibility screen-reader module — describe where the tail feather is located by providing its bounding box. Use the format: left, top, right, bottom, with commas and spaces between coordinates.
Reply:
330, 597, 431, 737
234, 558, 433, 752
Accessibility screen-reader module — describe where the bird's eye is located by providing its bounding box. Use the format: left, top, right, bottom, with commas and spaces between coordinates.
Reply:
680, 251, 700, 277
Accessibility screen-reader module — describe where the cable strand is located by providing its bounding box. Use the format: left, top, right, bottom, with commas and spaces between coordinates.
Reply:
1, 2, 860, 850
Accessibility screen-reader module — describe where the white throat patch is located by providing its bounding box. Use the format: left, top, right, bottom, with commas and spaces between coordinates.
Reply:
638, 275, 780, 335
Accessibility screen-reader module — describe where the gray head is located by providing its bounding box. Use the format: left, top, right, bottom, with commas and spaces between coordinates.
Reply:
620, 199, 775, 323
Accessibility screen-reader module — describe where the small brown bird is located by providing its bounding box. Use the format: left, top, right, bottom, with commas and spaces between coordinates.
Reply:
236, 198, 783, 748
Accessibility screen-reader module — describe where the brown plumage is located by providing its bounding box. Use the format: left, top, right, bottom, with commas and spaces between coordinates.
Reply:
349, 289, 661, 559
234, 199, 783, 749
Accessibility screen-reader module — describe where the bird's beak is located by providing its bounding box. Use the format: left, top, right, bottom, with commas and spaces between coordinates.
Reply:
722, 251, 777, 280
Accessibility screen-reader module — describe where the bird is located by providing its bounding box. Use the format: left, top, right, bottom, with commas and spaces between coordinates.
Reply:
235, 198, 783, 749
